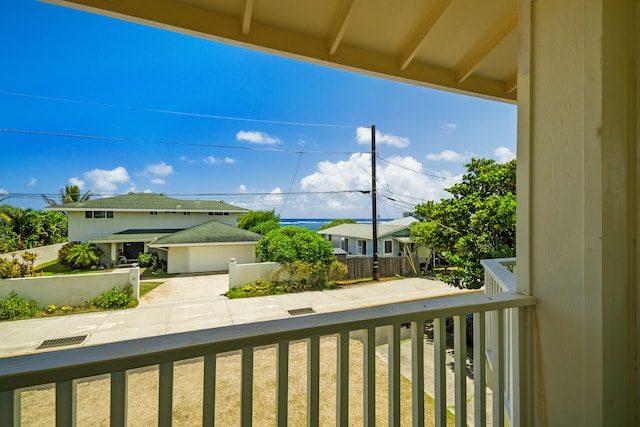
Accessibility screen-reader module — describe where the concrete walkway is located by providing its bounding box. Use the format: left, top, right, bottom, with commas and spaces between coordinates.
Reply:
0, 273, 469, 357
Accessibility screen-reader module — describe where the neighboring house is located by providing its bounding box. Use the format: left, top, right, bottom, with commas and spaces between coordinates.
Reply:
318, 217, 420, 258
47, 192, 253, 272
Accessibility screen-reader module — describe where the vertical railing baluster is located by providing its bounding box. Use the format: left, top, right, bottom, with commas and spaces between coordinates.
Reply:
202, 354, 216, 427
337, 331, 349, 426
158, 362, 173, 427
492, 310, 505, 427
308, 336, 320, 427
473, 312, 487, 427
276, 341, 289, 427
241, 347, 254, 427
55, 380, 76, 427
110, 371, 127, 427
411, 320, 425, 427
434, 318, 446, 426
0, 389, 18, 427
388, 323, 401, 427
454, 315, 467, 427
363, 327, 376, 427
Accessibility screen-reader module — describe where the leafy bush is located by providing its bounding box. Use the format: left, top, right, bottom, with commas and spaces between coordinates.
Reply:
57, 241, 79, 268
0, 257, 29, 279
256, 226, 334, 266
0, 292, 39, 320
64, 242, 104, 269
86, 285, 137, 309
137, 252, 153, 267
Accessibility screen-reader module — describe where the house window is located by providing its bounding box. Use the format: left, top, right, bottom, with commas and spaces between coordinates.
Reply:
150, 211, 158, 215
85, 211, 93, 219
106, 211, 114, 219
384, 240, 393, 254
357, 240, 367, 255
341, 238, 349, 252
93, 211, 106, 219
183, 212, 190, 215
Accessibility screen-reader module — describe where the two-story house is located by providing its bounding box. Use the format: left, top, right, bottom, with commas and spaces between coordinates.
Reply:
47, 193, 260, 273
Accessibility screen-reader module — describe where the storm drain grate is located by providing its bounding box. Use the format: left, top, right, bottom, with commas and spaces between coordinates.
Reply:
288, 307, 315, 316
37, 335, 87, 350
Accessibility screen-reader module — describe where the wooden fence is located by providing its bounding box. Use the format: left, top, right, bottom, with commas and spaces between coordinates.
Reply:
339, 255, 419, 280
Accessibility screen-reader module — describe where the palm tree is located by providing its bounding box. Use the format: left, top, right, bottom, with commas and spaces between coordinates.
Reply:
42, 185, 92, 206
65, 242, 103, 269
0, 207, 40, 248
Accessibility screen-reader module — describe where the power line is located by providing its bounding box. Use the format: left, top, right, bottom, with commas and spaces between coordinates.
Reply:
2, 190, 371, 200
0, 128, 359, 154
377, 156, 461, 182
0, 90, 358, 128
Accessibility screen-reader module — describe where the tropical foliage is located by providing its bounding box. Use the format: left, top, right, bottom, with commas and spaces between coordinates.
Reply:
0, 205, 68, 253
237, 210, 280, 235
411, 158, 516, 289
318, 218, 357, 231
63, 242, 104, 269
257, 226, 334, 266
41, 185, 92, 206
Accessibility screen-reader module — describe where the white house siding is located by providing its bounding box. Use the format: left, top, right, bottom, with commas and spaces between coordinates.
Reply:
68, 211, 242, 242
166, 244, 256, 274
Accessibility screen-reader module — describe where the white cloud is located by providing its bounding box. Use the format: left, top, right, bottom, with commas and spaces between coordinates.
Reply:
236, 130, 281, 145
69, 177, 85, 189
299, 153, 451, 213
494, 146, 516, 163
145, 161, 173, 176
443, 123, 457, 130
28, 178, 37, 186
238, 184, 247, 193
84, 166, 130, 193
0, 188, 7, 195
150, 178, 166, 185
356, 126, 410, 148
204, 156, 235, 165
425, 150, 471, 162
264, 188, 283, 205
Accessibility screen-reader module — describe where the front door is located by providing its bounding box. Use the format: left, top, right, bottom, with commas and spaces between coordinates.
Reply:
123, 242, 144, 260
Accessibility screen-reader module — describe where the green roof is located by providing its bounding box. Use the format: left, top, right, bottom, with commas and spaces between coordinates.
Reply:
91, 229, 183, 243
47, 193, 248, 212
149, 221, 261, 246
318, 217, 418, 240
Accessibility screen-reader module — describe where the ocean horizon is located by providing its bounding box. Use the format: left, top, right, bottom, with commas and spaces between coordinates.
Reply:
280, 218, 394, 231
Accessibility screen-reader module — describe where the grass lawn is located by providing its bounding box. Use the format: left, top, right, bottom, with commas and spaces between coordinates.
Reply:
19, 338, 456, 426
34, 261, 115, 276
139, 281, 164, 297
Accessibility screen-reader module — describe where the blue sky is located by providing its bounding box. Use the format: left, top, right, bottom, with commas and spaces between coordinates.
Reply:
1, 1, 517, 219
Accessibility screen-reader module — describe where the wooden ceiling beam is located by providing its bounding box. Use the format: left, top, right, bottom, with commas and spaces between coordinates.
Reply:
398, 0, 452, 71
328, 0, 358, 56
454, 9, 517, 83
242, 0, 254, 35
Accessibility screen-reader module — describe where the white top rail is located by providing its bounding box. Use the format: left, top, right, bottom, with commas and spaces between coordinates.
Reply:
481, 257, 516, 293
0, 291, 533, 392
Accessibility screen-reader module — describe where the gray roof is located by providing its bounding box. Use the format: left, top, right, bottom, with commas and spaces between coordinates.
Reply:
47, 193, 248, 213
318, 217, 418, 240
149, 221, 261, 246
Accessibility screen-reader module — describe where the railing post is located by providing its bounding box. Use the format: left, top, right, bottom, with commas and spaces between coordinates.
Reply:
388, 323, 401, 427
202, 354, 216, 426
56, 380, 76, 427
491, 310, 505, 427
454, 315, 467, 427
473, 313, 487, 427
308, 336, 320, 427
337, 331, 349, 426
110, 371, 127, 427
241, 348, 253, 427
158, 362, 173, 427
276, 342, 289, 427
0, 390, 19, 427
411, 320, 425, 427
363, 327, 376, 427
434, 318, 447, 426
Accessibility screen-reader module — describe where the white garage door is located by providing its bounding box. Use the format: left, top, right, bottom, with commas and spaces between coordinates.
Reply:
187, 245, 255, 273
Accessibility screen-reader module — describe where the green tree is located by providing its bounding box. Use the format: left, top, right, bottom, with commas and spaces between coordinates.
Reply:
42, 185, 92, 206
411, 158, 516, 289
64, 242, 104, 269
318, 218, 357, 231
257, 226, 334, 266
0, 207, 40, 249
237, 210, 280, 235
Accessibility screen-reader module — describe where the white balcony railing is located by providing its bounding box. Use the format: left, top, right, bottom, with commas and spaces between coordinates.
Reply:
0, 276, 532, 426
481, 257, 522, 426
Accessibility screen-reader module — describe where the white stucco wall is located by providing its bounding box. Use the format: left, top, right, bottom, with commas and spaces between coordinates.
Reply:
0, 267, 139, 307
67, 211, 242, 241
228, 260, 285, 289
0, 243, 67, 267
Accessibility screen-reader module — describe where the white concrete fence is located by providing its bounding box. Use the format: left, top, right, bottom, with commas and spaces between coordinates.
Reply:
0, 243, 67, 267
0, 267, 139, 307
228, 258, 286, 289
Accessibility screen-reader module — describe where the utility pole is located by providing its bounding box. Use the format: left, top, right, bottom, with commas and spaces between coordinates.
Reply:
371, 125, 379, 281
